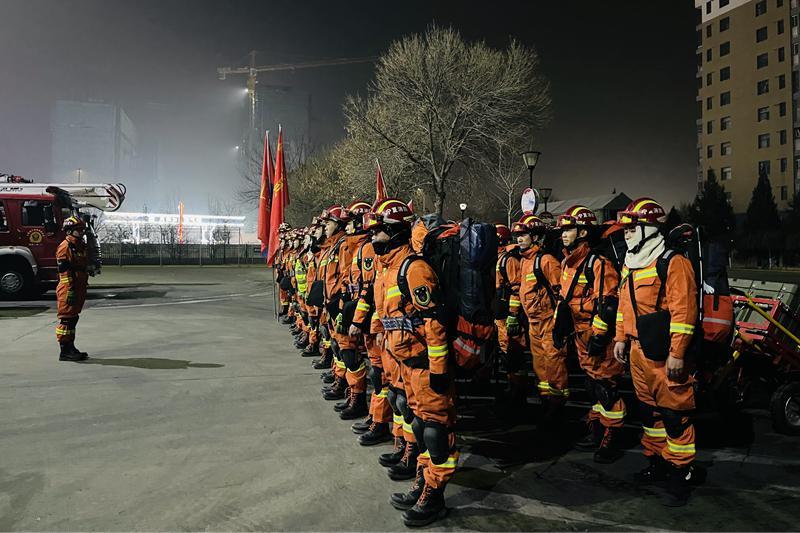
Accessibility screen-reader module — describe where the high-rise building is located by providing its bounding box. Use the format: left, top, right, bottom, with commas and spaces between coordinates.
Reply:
695, 0, 798, 212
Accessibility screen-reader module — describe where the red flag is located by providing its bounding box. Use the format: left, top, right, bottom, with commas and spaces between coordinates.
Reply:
375, 159, 388, 203
266, 128, 287, 266
257, 131, 275, 253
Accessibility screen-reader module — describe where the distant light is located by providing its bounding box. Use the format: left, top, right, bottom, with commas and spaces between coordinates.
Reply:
242, 88, 250, 95
235, 145, 240, 151
459, 203, 467, 211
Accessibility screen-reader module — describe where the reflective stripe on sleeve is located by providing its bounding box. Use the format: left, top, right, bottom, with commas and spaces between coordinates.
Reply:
633, 267, 658, 281
428, 344, 449, 358
669, 322, 696, 335
592, 316, 609, 332
356, 301, 371, 312
386, 285, 402, 300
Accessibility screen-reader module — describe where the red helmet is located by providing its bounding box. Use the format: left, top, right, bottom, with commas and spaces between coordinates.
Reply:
62, 215, 86, 231
344, 200, 371, 222
617, 197, 667, 226
495, 223, 511, 243
320, 205, 347, 223
556, 205, 597, 228
365, 198, 414, 229
511, 214, 547, 234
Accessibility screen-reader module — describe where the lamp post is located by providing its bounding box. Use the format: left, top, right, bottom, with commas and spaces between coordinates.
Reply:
459, 202, 467, 220
539, 187, 552, 214
521, 150, 541, 189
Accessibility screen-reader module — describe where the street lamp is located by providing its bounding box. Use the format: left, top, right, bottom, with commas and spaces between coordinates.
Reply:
459, 202, 467, 220
538, 187, 552, 214
521, 150, 541, 189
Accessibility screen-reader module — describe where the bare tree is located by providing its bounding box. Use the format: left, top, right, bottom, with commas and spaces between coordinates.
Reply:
344, 26, 551, 215
475, 139, 529, 225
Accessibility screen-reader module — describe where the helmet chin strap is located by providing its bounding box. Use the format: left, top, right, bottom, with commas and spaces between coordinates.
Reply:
627, 224, 658, 255
372, 225, 411, 255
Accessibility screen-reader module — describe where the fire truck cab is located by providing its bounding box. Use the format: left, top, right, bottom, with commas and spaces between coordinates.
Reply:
0, 174, 125, 299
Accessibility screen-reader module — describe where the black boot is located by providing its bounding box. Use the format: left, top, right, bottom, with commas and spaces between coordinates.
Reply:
59, 343, 84, 362
281, 315, 294, 325
574, 419, 603, 451
662, 464, 693, 507
402, 483, 448, 527
321, 372, 335, 384
358, 421, 392, 446
594, 427, 624, 464
634, 455, 669, 486
323, 378, 347, 400
303, 344, 322, 358
294, 334, 309, 349
380, 436, 406, 467
351, 416, 373, 434
340, 392, 368, 420
69, 343, 89, 359
390, 463, 426, 510
388, 442, 419, 481
334, 389, 352, 412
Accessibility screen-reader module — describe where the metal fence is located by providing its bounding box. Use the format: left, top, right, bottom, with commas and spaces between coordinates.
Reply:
99, 243, 267, 266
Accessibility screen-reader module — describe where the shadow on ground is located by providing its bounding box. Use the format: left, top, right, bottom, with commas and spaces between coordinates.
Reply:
79, 358, 224, 369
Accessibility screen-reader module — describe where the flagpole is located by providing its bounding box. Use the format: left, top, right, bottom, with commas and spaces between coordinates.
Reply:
271, 265, 278, 320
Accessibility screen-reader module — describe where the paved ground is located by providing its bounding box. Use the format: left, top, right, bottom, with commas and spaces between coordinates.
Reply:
2, 266, 800, 531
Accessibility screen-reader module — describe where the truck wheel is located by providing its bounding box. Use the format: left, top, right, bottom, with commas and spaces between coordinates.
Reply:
0, 262, 33, 300
770, 382, 800, 436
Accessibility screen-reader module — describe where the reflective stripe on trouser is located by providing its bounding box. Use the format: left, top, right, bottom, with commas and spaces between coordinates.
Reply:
589, 399, 626, 428
333, 355, 347, 379
55, 316, 78, 343
528, 314, 569, 397
392, 413, 405, 438
418, 433, 459, 489
629, 342, 696, 467
369, 387, 393, 424
345, 361, 368, 394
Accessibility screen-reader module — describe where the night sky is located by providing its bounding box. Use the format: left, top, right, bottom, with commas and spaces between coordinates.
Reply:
0, 0, 699, 213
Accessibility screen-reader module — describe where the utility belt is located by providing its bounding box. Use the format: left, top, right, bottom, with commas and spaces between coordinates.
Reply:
381, 316, 425, 332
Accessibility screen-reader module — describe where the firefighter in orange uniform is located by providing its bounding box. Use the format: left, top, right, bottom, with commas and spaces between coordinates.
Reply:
494, 223, 528, 409
555, 206, 627, 463
56, 215, 90, 361
369, 198, 455, 527
511, 215, 568, 423
613, 197, 699, 506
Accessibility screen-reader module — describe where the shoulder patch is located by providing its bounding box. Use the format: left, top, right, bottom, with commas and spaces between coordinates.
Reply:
363, 257, 374, 271
412, 285, 432, 306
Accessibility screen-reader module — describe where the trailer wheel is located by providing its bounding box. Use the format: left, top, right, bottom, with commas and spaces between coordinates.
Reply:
770, 382, 800, 436
0, 259, 34, 300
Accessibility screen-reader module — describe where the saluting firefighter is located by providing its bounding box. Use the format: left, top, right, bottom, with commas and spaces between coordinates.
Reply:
554, 206, 626, 463
56, 215, 90, 362
613, 198, 700, 507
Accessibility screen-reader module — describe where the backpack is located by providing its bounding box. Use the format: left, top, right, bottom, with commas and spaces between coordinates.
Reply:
397, 218, 498, 370
658, 224, 734, 348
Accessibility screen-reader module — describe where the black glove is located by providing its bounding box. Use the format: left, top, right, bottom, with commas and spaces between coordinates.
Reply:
429, 372, 450, 394
369, 365, 384, 393
587, 334, 610, 357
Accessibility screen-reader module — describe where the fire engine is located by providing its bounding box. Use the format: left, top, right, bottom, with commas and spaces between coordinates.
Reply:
0, 174, 126, 299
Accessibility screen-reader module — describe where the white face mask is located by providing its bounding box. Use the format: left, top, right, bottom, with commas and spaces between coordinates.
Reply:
624, 226, 644, 251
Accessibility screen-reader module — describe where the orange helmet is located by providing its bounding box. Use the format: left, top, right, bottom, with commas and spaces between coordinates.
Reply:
495, 223, 511, 243
320, 205, 347, 223
62, 215, 86, 231
556, 205, 597, 228
511, 214, 547, 234
617, 197, 667, 226
344, 200, 371, 222
365, 198, 414, 229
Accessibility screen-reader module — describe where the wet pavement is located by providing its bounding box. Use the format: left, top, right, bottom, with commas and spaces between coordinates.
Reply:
1, 266, 799, 531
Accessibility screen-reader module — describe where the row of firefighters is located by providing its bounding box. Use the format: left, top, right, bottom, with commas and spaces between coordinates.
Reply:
272, 197, 701, 527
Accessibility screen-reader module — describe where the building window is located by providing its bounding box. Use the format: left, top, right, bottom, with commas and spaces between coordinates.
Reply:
707, 48, 713, 62
708, 168, 716, 181
707, 1, 713, 14
777, 0, 783, 7
793, 14, 799, 28
721, 116, 731, 130
706, 24, 713, 38
707, 120, 713, 134
720, 66, 731, 80
707, 145, 714, 158
779, 47, 786, 62
757, 52, 769, 68
721, 141, 732, 155
722, 167, 732, 181
698, 100, 704, 118
781, 186, 788, 200
720, 42, 730, 56
697, 122, 703, 135
779, 74, 786, 89
725, 191, 732, 202
719, 0, 730, 6
781, 129, 788, 145
780, 102, 787, 116
758, 79, 769, 94
721, 16, 730, 31
759, 133, 771, 148
758, 106, 770, 121
778, 19, 785, 34
707, 96, 713, 109
756, 0, 767, 15
697, 76, 703, 90
781, 158, 788, 172
706, 72, 713, 86
757, 26, 768, 41
697, 53, 703, 67
720, 91, 731, 105
759, 160, 771, 175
